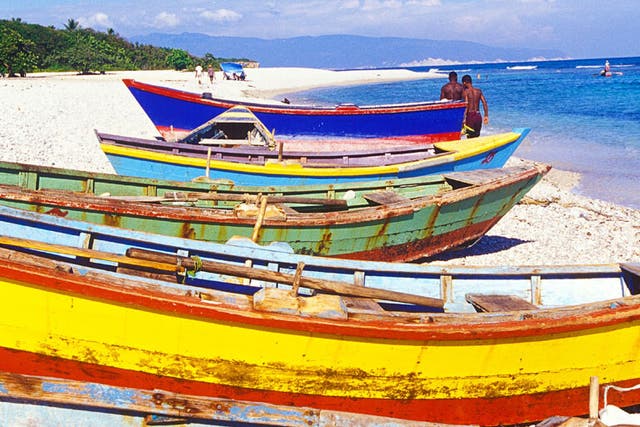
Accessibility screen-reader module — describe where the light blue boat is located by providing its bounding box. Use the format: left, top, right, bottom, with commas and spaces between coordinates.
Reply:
98, 127, 530, 185
0, 204, 634, 312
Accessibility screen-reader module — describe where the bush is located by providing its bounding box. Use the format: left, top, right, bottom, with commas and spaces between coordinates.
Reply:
0, 26, 38, 76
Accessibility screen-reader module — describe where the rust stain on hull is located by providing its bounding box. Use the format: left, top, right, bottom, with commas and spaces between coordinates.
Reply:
335, 216, 503, 262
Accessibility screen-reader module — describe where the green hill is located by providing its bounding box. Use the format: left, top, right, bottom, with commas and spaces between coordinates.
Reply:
0, 18, 251, 77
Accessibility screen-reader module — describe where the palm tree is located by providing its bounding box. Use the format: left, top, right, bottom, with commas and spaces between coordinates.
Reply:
64, 19, 80, 31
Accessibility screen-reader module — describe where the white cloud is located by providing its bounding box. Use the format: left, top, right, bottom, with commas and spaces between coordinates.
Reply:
406, 0, 442, 6
154, 11, 180, 27
361, 0, 403, 11
78, 12, 112, 29
339, 0, 361, 9
200, 9, 242, 23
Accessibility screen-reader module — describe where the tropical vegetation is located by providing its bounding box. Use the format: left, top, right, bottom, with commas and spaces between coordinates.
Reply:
0, 18, 251, 77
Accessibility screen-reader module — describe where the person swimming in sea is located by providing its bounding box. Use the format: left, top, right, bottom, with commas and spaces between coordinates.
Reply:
600, 60, 612, 77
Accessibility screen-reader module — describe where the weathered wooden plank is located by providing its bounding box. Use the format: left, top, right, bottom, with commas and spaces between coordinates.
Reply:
253, 287, 348, 319
0, 370, 448, 426
465, 294, 537, 312
0, 235, 180, 273
443, 168, 511, 186
104, 192, 348, 207
363, 190, 410, 205
343, 296, 385, 313
125, 247, 445, 309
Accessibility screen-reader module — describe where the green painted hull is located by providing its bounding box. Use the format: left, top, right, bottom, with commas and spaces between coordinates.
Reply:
0, 160, 449, 209
0, 161, 549, 261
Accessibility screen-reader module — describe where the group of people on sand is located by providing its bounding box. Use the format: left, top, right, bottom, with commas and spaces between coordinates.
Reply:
195, 64, 247, 85
440, 71, 489, 138
194, 64, 216, 85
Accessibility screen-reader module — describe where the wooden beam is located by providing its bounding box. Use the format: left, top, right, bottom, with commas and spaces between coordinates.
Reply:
126, 247, 445, 309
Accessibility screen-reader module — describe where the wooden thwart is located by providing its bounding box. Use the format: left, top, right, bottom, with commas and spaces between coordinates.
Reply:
126, 247, 445, 309
103, 192, 347, 207
466, 293, 537, 312
0, 235, 181, 273
363, 190, 410, 205
0, 234, 444, 309
251, 195, 268, 241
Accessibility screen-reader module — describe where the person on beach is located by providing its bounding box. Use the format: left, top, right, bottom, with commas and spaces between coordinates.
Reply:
195, 64, 203, 84
461, 74, 489, 138
207, 65, 215, 84
440, 71, 464, 101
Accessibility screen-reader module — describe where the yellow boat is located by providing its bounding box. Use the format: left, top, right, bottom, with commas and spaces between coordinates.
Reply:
0, 230, 639, 426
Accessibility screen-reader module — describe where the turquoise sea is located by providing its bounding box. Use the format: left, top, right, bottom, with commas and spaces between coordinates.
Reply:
291, 56, 640, 210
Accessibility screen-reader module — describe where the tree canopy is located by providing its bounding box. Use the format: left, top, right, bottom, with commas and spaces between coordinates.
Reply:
0, 26, 38, 77
0, 18, 251, 76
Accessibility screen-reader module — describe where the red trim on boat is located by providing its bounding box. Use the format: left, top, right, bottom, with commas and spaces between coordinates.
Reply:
124, 79, 467, 116
1, 347, 639, 425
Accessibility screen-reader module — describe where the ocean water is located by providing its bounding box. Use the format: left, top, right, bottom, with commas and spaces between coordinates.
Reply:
290, 56, 640, 210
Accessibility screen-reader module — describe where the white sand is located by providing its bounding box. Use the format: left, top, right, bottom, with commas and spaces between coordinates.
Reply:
0, 68, 638, 265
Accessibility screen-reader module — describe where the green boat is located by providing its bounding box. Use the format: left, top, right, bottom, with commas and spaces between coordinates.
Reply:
0, 160, 549, 261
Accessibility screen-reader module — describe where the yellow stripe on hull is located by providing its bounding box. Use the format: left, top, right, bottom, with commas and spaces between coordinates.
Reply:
1, 276, 638, 401
434, 131, 519, 160
100, 143, 404, 177
100, 132, 520, 178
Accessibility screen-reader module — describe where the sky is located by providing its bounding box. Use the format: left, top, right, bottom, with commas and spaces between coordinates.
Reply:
2, 0, 637, 59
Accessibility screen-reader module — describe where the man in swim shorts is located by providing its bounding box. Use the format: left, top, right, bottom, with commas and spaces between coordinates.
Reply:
462, 74, 489, 138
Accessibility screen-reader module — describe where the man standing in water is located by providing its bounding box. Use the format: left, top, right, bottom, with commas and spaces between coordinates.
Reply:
461, 74, 489, 138
440, 71, 465, 101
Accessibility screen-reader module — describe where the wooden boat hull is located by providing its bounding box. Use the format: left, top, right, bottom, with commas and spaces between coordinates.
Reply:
0, 158, 501, 205
0, 203, 634, 309
0, 245, 639, 426
0, 164, 548, 261
123, 78, 467, 142
0, 371, 443, 427
99, 128, 529, 185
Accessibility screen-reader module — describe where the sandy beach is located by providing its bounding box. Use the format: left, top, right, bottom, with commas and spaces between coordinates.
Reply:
0, 68, 638, 265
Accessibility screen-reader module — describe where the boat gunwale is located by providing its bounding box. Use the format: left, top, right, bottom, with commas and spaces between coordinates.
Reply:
98, 130, 525, 178
123, 78, 468, 114
1, 251, 639, 343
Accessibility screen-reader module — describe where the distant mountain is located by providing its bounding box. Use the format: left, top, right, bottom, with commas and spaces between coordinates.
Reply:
128, 33, 565, 69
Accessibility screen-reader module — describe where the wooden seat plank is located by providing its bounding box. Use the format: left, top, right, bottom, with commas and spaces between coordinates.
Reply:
363, 190, 410, 205
466, 293, 537, 312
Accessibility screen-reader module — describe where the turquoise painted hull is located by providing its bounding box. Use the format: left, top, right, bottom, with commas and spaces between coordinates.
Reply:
101, 129, 529, 185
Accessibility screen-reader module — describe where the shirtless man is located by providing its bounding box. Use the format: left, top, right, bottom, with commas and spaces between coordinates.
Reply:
440, 71, 464, 101
461, 74, 489, 138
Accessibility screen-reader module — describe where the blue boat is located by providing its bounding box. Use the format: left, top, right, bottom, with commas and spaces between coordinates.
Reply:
122, 78, 467, 143
98, 127, 530, 185
0, 204, 633, 311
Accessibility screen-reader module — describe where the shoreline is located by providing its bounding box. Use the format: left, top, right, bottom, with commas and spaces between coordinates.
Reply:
1, 68, 638, 266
